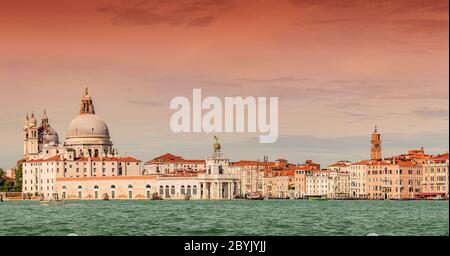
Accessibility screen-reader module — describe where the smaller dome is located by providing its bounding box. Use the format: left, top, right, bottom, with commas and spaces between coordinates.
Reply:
39, 126, 59, 145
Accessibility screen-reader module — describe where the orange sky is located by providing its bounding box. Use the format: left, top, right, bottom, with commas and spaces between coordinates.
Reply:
0, 0, 448, 167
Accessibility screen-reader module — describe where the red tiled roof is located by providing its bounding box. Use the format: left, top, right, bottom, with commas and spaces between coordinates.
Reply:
328, 161, 351, 167
351, 160, 391, 166
25, 155, 62, 163
432, 153, 449, 161
145, 153, 205, 165
230, 160, 276, 168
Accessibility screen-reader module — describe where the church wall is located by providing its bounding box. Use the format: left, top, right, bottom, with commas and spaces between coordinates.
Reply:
56, 176, 157, 200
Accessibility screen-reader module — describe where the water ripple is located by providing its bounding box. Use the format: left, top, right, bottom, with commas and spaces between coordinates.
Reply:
0, 200, 448, 236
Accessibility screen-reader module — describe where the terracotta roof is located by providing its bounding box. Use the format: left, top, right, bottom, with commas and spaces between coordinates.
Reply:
351, 160, 391, 166
264, 169, 295, 177
230, 160, 276, 168
145, 153, 205, 165
25, 155, 62, 163
432, 153, 449, 161
328, 161, 352, 167
394, 159, 420, 167
230, 160, 259, 166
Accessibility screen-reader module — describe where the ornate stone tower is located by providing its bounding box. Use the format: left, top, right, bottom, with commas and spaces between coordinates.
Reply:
370, 126, 382, 161
23, 112, 39, 158
80, 87, 95, 115
205, 136, 229, 176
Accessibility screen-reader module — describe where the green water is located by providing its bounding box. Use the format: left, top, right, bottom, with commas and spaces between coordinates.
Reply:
0, 200, 448, 236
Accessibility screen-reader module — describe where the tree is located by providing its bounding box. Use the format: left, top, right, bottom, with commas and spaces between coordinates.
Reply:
13, 161, 23, 192
2, 179, 14, 192
0, 168, 5, 190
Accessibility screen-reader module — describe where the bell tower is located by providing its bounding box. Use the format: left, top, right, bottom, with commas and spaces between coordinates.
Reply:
80, 87, 96, 115
23, 112, 39, 158
370, 125, 382, 161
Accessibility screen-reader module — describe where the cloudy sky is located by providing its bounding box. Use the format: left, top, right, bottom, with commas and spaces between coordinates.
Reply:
0, 0, 448, 168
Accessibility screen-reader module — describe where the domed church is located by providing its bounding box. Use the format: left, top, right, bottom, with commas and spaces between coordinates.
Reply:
23, 88, 117, 161
21, 88, 239, 201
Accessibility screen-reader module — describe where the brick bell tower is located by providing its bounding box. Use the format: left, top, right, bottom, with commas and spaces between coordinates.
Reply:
370, 125, 382, 161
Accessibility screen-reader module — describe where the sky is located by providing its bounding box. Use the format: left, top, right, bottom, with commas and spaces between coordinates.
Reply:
0, 0, 448, 168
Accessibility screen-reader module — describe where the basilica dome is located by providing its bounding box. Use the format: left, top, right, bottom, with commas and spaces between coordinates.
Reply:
64, 88, 113, 152
67, 114, 110, 138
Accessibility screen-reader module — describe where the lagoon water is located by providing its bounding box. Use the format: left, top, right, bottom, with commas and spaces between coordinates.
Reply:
0, 200, 448, 236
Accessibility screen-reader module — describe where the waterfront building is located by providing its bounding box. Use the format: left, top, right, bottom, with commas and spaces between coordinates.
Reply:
305, 170, 337, 198
293, 167, 313, 198
262, 169, 295, 198
327, 161, 351, 198
228, 159, 275, 197
420, 153, 449, 198
349, 161, 368, 198
350, 159, 422, 200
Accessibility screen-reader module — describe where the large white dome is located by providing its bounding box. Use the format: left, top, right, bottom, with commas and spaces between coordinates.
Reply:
67, 114, 110, 138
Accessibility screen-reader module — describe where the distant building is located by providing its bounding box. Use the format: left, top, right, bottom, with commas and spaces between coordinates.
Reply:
328, 161, 351, 198
228, 160, 274, 197
421, 153, 449, 198
263, 169, 295, 198
5, 168, 16, 179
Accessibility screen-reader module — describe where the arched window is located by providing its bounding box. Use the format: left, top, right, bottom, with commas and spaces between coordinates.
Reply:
94, 149, 99, 157
187, 185, 191, 195
62, 185, 67, 190
193, 185, 198, 195
159, 186, 164, 196
171, 185, 175, 195
181, 185, 186, 195
165, 185, 170, 198
146, 184, 151, 189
